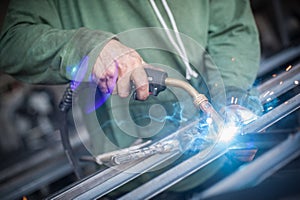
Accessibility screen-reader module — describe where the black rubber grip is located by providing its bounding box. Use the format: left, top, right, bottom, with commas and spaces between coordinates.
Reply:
145, 68, 168, 96
133, 68, 168, 99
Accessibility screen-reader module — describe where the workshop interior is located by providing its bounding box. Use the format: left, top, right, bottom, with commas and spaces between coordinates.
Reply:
0, 0, 300, 199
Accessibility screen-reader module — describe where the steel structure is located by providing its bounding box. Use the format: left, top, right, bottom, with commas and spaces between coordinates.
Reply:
50, 64, 300, 200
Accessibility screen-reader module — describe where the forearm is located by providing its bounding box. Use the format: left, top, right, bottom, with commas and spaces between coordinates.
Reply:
0, 24, 114, 84
0, 0, 114, 84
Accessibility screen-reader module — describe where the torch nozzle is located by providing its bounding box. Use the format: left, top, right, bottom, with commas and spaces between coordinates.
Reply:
165, 78, 224, 131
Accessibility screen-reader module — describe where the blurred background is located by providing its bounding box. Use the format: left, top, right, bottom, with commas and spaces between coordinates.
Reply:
0, 0, 299, 199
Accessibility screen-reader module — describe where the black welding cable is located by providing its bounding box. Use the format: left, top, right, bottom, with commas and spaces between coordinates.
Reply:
59, 82, 83, 180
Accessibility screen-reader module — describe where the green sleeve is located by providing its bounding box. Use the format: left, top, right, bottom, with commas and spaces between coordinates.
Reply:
208, 0, 260, 91
0, 0, 114, 84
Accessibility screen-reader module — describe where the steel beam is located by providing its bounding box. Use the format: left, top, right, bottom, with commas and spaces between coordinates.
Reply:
258, 46, 300, 77
118, 94, 300, 199
243, 93, 300, 133
197, 131, 300, 199
257, 64, 300, 103
49, 121, 200, 200
119, 144, 228, 200
50, 62, 300, 199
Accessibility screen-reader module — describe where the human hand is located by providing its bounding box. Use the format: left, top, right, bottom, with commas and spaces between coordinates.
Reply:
92, 39, 149, 100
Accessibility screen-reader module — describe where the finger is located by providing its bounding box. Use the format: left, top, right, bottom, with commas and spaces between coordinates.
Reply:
92, 57, 109, 94
106, 61, 118, 94
98, 77, 108, 94
117, 71, 131, 98
131, 67, 149, 100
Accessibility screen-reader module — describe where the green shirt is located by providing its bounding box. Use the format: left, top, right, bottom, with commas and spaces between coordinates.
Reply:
0, 0, 261, 192
0, 0, 260, 90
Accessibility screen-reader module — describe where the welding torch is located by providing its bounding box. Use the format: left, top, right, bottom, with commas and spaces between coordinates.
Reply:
143, 68, 224, 129
59, 67, 225, 174
95, 68, 225, 166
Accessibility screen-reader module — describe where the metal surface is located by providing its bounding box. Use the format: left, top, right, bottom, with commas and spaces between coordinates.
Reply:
197, 131, 300, 199
95, 140, 179, 166
118, 93, 300, 199
51, 118, 208, 199
257, 64, 300, 103
0, 117, 90, 200
74, 152, 179, 200
243, 93, 300, 133
50, 61, 300, 199
54, 95, 300, 200
119, 144, 229, 200
50, 120, 205, 199
50, 151, 180, 200
0, 155, 72, 200
258, 46, 300, 77
51, 115, 220, 200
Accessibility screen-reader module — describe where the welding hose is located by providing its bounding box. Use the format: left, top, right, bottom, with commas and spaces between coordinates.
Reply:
59, 82, 83, 180
165, 78, 206, 105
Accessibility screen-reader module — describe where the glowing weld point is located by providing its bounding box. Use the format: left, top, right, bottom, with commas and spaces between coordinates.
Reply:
294, 80, 299, 85
267, 106, 273, 111
219, 125, 239, 142
206, 117, 213, 125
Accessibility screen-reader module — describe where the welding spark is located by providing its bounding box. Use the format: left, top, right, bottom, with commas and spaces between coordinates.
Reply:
267, 106, 273, 111
286, 65, 292, 71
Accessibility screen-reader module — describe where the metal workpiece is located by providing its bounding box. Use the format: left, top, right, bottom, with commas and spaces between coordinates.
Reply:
118, 93, 300, 199
118, 144, 229, 200
0, 125, 90, 200
258, 46, 300, 77
50, 60, 300, 199
95, 123, 204, 167
50, 120, 201, 200
50, 151, 180, 200
243, 93, 300, 133
95, 140, 152, 165
51, 91, 300, 199
257, 64, 300, 103
197, 131, 300, 199
74, 152, 180, 200
110, 139, 180, 165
